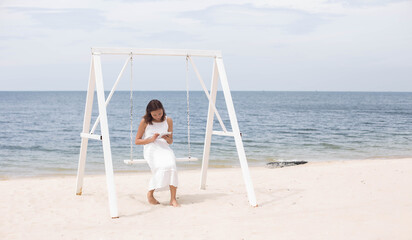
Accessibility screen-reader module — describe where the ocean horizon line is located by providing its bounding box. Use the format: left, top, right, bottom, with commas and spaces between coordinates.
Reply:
1, 90, 412, 93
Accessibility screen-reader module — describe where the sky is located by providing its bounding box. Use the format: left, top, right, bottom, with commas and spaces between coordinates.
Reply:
0, 0, 411, 91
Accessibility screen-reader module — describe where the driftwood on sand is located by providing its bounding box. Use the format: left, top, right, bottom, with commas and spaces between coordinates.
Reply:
266, 160, 308, 168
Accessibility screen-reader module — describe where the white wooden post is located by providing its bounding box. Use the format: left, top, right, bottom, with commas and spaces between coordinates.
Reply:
216, 57, 258, 207
76, 56, 96, 195
90, 56, 131, 134
200, 59, 220, 189
93, 54, 119, 218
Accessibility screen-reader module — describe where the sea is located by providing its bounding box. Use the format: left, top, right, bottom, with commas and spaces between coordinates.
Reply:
1, 91, 412, 178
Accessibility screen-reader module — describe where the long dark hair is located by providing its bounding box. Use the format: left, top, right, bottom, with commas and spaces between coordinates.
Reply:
143, 99, 166, 124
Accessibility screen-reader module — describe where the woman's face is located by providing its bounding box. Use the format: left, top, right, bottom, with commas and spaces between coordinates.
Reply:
150, 109, 163, 121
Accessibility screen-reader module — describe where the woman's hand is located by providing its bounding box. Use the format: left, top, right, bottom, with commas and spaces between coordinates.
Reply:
162, 134, 172, 144
150, 133, 160, 143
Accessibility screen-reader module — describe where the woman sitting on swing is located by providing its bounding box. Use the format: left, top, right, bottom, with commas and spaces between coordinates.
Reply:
134, 99, 180, 207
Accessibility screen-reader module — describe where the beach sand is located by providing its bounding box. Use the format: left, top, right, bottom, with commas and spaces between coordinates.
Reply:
1, 158, 411, 239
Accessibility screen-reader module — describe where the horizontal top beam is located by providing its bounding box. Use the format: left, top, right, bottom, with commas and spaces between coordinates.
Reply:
91, 47, 222, 58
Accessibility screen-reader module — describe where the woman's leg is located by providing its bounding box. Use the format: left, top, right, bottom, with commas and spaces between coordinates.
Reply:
169, 185, 180, 207
147, 189, 160, 205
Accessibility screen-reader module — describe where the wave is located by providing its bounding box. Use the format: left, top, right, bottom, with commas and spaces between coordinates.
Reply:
0, 144, 57, 152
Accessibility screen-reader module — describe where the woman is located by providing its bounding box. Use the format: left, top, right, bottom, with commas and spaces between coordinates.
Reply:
135, 99, 180, 207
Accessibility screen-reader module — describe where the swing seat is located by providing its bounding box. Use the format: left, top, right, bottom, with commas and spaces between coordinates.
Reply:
124, 157, 199, 165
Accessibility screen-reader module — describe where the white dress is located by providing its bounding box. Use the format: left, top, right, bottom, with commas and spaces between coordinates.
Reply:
143, 116, 178, 191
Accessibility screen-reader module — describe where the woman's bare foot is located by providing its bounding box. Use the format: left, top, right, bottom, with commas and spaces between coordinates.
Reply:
170, 199, 180, 207
147, 192, 160, 205
169, 185, 180, 207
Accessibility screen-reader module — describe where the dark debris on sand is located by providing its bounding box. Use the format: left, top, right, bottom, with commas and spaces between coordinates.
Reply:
266, 161, 308, 168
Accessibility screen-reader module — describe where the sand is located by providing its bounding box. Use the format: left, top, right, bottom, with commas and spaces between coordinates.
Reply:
1, 158, 411, 240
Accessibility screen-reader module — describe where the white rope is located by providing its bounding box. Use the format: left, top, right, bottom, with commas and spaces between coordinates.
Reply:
124, 55, 198, 165
186, 55, 191, 159
130, 54, 133, 162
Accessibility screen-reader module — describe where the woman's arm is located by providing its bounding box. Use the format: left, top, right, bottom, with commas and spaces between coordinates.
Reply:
162, 117, 173, 144
135, 119, 158, 145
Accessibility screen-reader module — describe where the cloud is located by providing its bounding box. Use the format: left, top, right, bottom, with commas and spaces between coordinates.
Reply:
180, 4, 330, 35
0, 0, 411, 91
143, 31, 201, 43
327, 0, 409, 7
5, 7, 106, 31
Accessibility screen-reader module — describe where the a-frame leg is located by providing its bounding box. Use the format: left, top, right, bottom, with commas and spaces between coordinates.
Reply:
76, 56, 96, 195
215, 57, 258, 207
200, 59, 219, 189
93, 54, 119, 218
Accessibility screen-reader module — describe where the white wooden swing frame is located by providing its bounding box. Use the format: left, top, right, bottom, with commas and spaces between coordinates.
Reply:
76, 47, 258, 218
